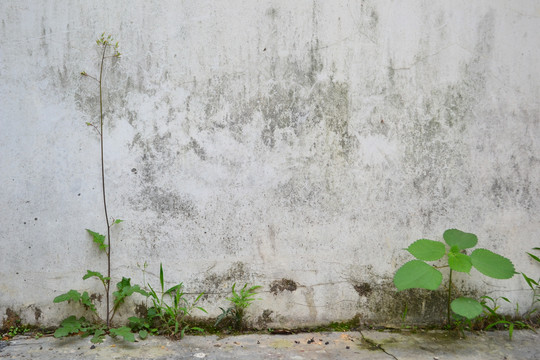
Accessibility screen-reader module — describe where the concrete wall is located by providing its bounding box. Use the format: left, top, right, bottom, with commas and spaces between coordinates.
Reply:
1, 0, 539, 328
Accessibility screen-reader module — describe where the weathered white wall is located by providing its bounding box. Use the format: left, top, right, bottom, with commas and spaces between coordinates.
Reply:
1, 0, 539, 327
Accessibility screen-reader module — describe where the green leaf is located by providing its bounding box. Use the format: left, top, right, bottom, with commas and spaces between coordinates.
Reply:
448, 253, 472, 273
82, 270, 109, 282
165, 284, 183, 295
393, 260, 442, 291
53, 316, 83, 338
521, 273, 538, 290
86, 229, 107, 251
114, 219, 124, 224
407, 239, 446, 261
53, 326, 73, 338
113, 278, 148, 308
53, 290, 81, 303
81, 291, 97, 312
527, 252, 540, 263
160, 263, 164, 292
449, 245, 460, 254
485, 319, 510, 331
451, 297, 483, 319
443, 229, 478, 250
128, 316, 143, 327
139, 330, 148, 339
91, 329, 105, 343
110, 326, 135, 342
470, 249, 515, 279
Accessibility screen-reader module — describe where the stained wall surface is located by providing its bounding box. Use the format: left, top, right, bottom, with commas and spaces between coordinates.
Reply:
1, 1, 539, 327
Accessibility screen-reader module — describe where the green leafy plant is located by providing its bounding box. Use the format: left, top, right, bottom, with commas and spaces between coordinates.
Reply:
480, 296, 534, 340
53, 316, 108, 344
53, 276, 147, 342
146, 263, 207, 338
400, 303, 409, 329
53, 34, 145, 343
521, 247, 540, 316
215, 283, 261, 331
6, 320, 30, 338
127, 315, 156, 340
81, 33, 122, 328
394, 229, 516, 324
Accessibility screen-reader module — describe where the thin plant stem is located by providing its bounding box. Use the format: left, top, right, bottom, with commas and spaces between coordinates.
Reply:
98, 41, 112, 328
447, 268, 453, 325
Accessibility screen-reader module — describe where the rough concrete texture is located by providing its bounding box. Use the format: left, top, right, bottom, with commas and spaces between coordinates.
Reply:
1, 330, 539, 360
1, 1, 540, 327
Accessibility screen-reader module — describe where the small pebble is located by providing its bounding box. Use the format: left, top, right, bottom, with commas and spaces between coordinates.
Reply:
325, 341, 329, 345
346, 346, 350, 349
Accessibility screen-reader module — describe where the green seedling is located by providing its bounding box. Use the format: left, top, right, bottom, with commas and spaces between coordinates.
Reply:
146, 263, 207, 338
480, 296, 534, 340
7, 322, 30, 338
521, 247, 540, 316
394, 229, 516, 324
215, 283, 261, 331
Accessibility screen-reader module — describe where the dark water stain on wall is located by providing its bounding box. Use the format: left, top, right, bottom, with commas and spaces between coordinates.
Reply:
270, 278, 298, 295
352, 280, 482, 324
201, 262, 250, 299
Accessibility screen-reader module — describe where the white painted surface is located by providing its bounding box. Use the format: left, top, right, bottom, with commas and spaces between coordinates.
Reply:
1, 1, 539, 327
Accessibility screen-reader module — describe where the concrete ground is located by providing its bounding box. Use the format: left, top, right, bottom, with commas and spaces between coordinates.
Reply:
0, 330, 538, 360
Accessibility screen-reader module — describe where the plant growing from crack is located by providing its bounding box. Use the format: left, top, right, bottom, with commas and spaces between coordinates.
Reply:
53, 34, 146, 343
521, 247, 540, 316
215, 283, 261, 331
479, 296, 534, 340
81, 33, 122, 328
393, 229, 516, 324
143, 263, 207, 338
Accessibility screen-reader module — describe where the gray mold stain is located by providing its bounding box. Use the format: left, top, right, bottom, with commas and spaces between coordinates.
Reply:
357, 281, 480, 324
256, 309, 274, 328
392, 9, 498, 221
202, 262, 250, 297
187, 137, 207, 161
135, 185, 196, 219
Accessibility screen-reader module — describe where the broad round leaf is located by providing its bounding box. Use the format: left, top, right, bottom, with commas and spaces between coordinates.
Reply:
394, 260, 442, 291
443, 229, 478, 250
407, 239, 446, 261
451, 297, 483, 319
448, 253, 472, 273
470, 248, 515, 279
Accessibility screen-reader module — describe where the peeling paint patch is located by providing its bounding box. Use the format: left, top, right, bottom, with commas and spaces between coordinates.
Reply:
270, 279, 298, 295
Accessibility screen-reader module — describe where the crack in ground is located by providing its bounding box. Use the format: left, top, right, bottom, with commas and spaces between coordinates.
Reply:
359, 329, 398, 360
